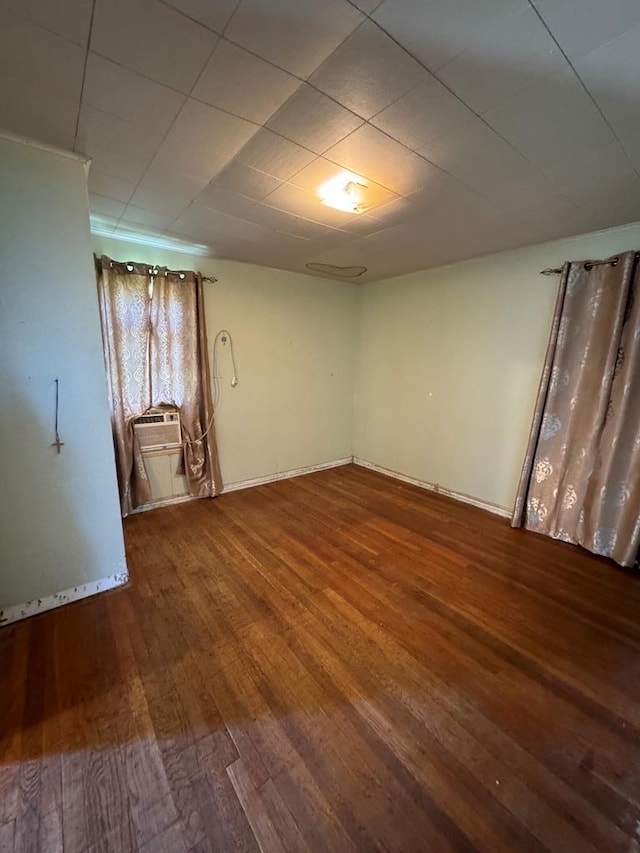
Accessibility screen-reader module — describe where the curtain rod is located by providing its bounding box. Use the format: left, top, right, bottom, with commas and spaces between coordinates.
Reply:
540, 251, 639, 275
99, 255, 217, 283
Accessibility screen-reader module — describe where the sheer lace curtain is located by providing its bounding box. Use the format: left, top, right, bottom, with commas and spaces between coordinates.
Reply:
512, 250, 640, 568
96, 255, 222, 517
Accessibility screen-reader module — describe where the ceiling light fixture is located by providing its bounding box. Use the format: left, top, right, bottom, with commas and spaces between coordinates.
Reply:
318, 172, 368, 214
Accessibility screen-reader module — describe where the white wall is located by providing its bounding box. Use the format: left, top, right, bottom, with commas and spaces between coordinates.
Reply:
92, 235, 358, 488
354, 221, 640, 512
0, 135, 127, 619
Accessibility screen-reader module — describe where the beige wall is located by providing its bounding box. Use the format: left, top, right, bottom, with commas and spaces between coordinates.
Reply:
354, 221, 640, 511
0, 135, 127, 616
92, 235, 358, 487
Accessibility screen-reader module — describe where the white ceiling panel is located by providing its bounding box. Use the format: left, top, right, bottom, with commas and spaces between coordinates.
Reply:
484, 67, 616, 166
212, 161, 283, 200
370, 76, 474, 152
224, 0, 363, 78
0, 9, 85, 101
120, 205, 176, 230
266, 85, 363, 155
128, 187, 193, 217
531, 0, 640, 62
192, 40, 301, 124
419, 117, 541, 194
325, 124, 443, 195
567, 176, 640, 232
235, 129, 316, 180
83, 54, 185, 140
540, 141, 638, 192
92, 0, 217, 93
0, 76, 78, 151
372, 0, 526, 72
436, 5, 566, 114
88, 194, 127, 219
309, 20, 427, 120
172, 204, 271, 243
162, 0, 239, 34
195, 183, 256, 216
2, 0, 93, 46
143, 99, 256, 187
77, 105, 164, 161
574, 24, 640, 145
87, 170, 136, 203
244, 202, 346, 241
87, 146, 152, 184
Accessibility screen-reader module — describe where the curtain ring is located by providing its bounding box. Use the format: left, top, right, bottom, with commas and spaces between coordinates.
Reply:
179, 273, 185, 280
611, 257, 619, 267
584, 262, 593, 270
126, 263, 134, 272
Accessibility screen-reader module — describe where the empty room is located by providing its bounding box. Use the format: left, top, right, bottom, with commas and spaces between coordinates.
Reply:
1, 0, 640, 850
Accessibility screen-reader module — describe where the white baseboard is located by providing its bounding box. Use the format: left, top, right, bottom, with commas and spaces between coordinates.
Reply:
223, 457, 353, 494
132, 493, 198, 514
0, 571, 129, 628
352, 457, 511, 519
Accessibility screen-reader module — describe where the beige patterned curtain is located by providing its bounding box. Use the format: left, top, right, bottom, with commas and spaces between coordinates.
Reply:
512, 250, 640, 568
96, 256, 222, 517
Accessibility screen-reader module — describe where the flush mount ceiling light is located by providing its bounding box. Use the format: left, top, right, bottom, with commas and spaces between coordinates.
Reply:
318, 172, 368, 214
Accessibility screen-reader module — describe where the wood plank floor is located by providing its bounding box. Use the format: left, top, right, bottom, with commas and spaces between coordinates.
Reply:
2, 464, 640, 852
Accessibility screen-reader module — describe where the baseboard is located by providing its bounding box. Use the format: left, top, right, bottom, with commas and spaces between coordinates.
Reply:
223, 457, 353, 494
132, 493, 198, 514
352, 457, 511, 519
0, 571, 129, 628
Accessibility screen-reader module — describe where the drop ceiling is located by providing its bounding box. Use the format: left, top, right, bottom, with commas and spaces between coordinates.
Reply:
1, 0, 639, 283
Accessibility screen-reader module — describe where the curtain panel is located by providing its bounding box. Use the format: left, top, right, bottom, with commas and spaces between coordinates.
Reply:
512, 250, 640, 568
96, 256, 222, 517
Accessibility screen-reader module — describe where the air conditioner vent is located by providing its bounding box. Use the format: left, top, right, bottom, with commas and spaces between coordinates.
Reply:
134, 411, 181, 451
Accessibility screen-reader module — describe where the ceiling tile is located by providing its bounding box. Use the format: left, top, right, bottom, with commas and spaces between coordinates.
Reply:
86, 146, 151, 183
76, 105, 162, 161
212, 161, 283, 199
484, 67, 616, 166
0, 75, 78, 150
372, 0, 525, 72
83, 53, 185, 140
370, 76, 474, 152
235, 129, 316, 180
574, 24, 640, 143
0, 9, 85, 100
540, 141, 638, 192
192, 40, 300, 123
3, 0, 93, 45
244, 202, 345, 241
172, 204, 272, 243
0, 9, 84, 148
418, 117, 539, 193
325, 124, 440, 195
266, 85, 363, 154
195, 183, 256, 216
224, 0, 363, 78
162, 0, 238, 33
436, 6, 566, 114
128, 187, 192, 217
143, 98, 256, 188
308, 20, 427, 120
120, 205, 176, 230
531, 0, 640, 62
566, 176, 640, 231
88, 193, 126, 218
88, 170, 136, 203
92, 0, 217, 93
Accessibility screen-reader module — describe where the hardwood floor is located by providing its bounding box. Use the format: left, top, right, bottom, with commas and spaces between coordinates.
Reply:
2, 464, 640, 852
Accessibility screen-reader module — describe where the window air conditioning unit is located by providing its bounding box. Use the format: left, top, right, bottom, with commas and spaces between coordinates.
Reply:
134, 410, 181, 452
